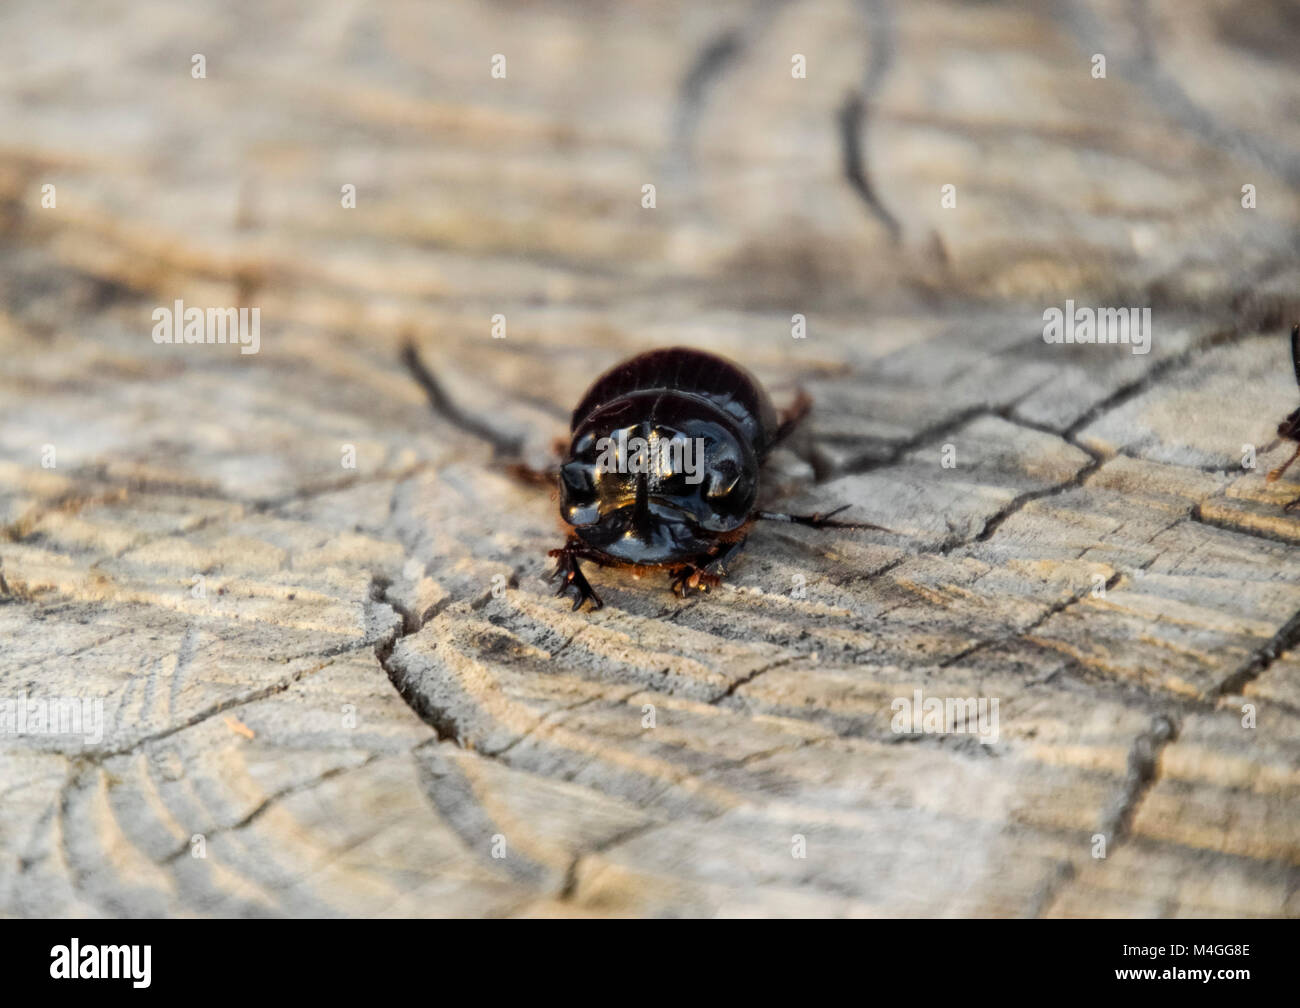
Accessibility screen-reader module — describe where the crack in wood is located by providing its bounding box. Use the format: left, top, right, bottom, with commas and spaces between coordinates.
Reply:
710, 654, 805, 704
81, 648, 360, 762
1190, 501, 1300, 547
837, 0, 901, 241
161, 753, 386, 863
400, 341, 523, 458
1216, 606, 1300, 698
964, 448, 1103, 547
1030, 713, 1177, 917
1061, 321, 1278, 442
940, 571, 1123, 669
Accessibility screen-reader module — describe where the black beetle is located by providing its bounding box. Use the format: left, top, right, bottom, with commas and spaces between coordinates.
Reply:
400, 342, 878, 612
1267, 323, 1300, 512
547, 347, 876, 610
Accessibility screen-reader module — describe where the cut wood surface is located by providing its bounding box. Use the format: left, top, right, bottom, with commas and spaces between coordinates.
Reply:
2, 0, 1299, 917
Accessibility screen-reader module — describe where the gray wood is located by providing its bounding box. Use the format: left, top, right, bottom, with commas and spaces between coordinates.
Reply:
1, 0, 1298, 917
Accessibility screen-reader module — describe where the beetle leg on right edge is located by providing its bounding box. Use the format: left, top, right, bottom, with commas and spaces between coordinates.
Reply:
1267, 443, 1300, 483
767, 388, 813, 452
548, 541, 604, 611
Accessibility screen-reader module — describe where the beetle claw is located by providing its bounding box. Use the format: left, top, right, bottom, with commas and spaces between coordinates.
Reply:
669, 565, 720, 598
548, 547, 603, 611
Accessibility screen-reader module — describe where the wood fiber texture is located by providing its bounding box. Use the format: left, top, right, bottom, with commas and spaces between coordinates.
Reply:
1, 0, 1299, 917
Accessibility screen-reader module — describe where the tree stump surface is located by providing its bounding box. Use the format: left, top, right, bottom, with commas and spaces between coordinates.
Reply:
2, 0, 1299, 917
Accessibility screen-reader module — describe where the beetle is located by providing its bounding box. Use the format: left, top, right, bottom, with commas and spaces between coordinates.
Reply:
547, 347, 878, 610
1266, 323, 1300, 513
400, 342, 880, 611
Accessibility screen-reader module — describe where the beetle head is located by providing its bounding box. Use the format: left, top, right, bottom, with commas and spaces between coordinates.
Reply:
560, 403, 757, 565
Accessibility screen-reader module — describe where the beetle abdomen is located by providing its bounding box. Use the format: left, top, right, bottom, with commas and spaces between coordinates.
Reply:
570, 347, 778, 455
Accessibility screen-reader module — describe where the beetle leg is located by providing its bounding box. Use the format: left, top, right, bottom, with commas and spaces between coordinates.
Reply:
669, 565, 721, 598
506, 460, 559, 486
768, 388, 813, 452
547, 542, 604, 611
668, 538, 746, 598
1267, 443, 1300, 483
754, 505, 889, 531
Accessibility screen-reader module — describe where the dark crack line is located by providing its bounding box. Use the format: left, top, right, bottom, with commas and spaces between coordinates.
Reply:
668, 0, 792, 179
1216, 606, 1300, 698
1061, 322, 1275, 442
837, 0, 901, 240
662, 597, 701, 622
1029, 714, 1177, 918
733, 642, 1234, 755
818, 378, 1065, 484
370, 575, 463, 746
557, 815, 715, 904
1100, 714, 1177, 843
400, 340, 523, 458
837, 91, 901, 242
827, 404, 993, 479
162, 754, 384, 863
670, 30, 743, 174
940, 571, 1123, 669
79, 647, 362, 763
711, 654, 804, 704
1190, 501, 1300, 548
828, 554, 911, 587
1030, 648, 1257, 722
487, 686, 642, 760
2, 462, 436, 556
960, 450, 1104, 548
547, 628, 585, 660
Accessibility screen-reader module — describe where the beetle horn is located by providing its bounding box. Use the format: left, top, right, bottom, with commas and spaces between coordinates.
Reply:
631, 472, 651, 530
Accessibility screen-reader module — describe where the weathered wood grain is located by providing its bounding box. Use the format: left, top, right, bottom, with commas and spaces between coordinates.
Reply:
2, 0, 1299, 917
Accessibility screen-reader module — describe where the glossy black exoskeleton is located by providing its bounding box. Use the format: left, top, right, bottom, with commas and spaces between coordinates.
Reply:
1267, 323, 1300, 513
548, 347, 875, 610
